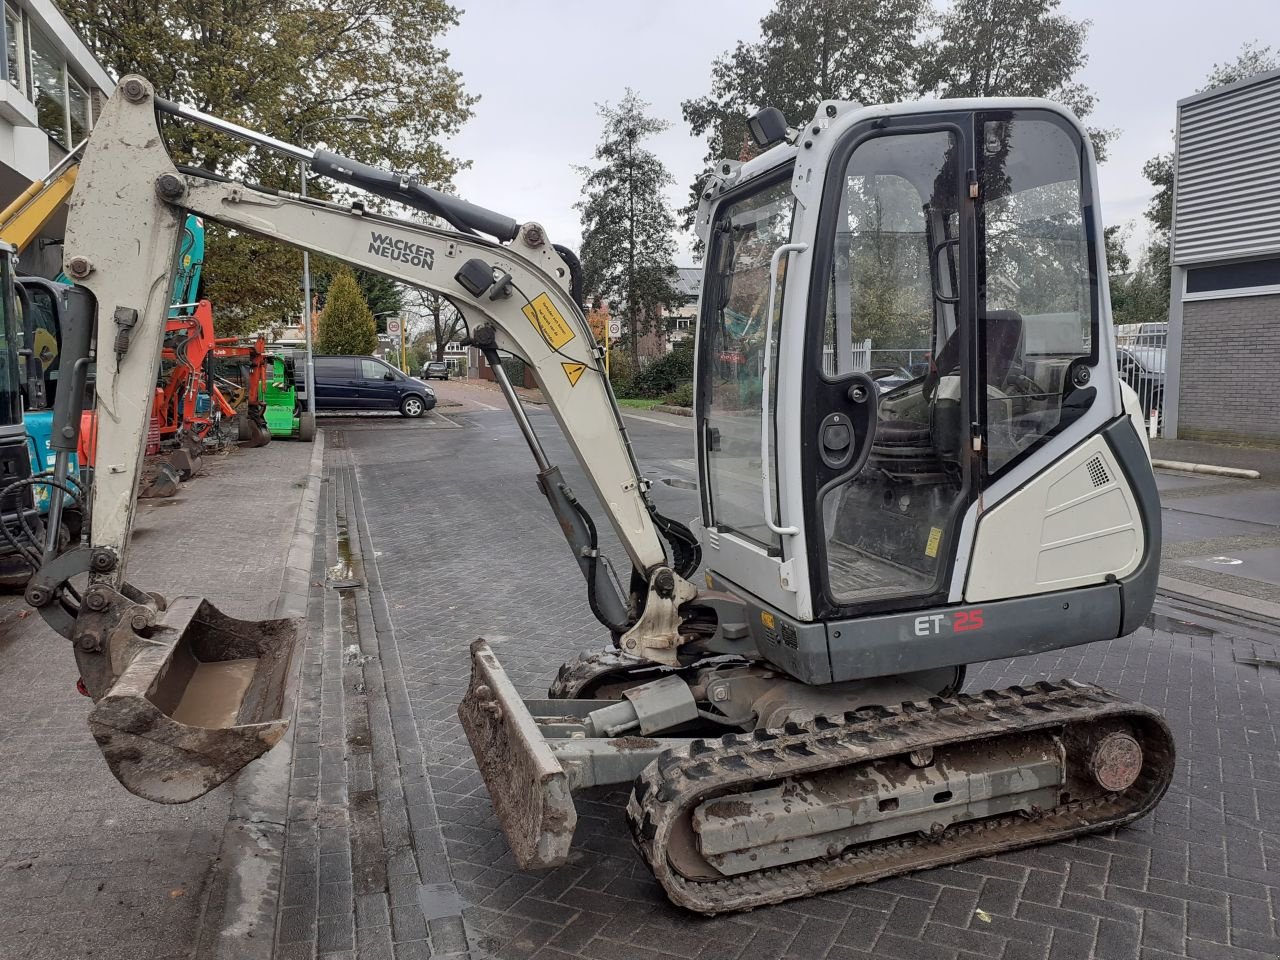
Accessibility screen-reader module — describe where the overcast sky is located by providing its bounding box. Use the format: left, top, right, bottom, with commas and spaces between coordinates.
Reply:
443, 0, 1279, 262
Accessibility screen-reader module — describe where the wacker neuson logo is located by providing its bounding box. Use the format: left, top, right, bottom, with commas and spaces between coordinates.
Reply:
368, 231, 435, 270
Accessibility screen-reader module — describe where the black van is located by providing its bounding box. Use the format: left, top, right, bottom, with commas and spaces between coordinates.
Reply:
298, 355, 436, 417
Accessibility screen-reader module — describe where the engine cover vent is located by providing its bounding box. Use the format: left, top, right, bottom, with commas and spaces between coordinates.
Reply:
1087, 455, 1110, 488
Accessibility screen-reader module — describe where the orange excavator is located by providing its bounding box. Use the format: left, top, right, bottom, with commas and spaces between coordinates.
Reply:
154, 300, 271, 480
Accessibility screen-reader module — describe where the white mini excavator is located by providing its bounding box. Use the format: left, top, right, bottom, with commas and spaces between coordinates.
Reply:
26, 77, 1173, 912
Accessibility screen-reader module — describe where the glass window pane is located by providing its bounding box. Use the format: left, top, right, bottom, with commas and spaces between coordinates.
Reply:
67, 74, 89, 143
820, 130, 965, 604
361, 359, 385, 379
0, 259, 21, 426
29, 27, 66, 145
701, 177, 795, 550
978, 117, 1094, 475
5, 7, 21, 90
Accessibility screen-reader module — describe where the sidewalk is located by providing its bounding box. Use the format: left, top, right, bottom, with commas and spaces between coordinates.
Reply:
0, 437, 320, 960
1151, 435, 1280, 620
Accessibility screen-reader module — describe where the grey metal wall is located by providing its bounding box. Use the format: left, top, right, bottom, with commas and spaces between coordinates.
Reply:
1166, 69, 1280, 441
1173, 69, 1280, 265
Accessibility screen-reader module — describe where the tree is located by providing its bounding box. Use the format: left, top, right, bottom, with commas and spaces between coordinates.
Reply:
407, 289, 467, 363
577, 91, 681, 368
317, 268, 377, 355
681, 0, 927, 230
311, 267, 404, 332
919, 0, 1111, 157
62, 0, 476, 336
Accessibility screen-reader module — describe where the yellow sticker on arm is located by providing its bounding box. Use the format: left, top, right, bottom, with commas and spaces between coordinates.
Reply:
562, 361, 586, 386
522, 293, 575, 350
925, 526, 943, 558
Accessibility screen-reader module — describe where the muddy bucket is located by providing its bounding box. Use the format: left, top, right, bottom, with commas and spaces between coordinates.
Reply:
87, 596, 301, 803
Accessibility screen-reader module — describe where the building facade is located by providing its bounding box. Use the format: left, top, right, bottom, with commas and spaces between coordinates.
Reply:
0, 0, 112, 278
1166, 68, 1280, 444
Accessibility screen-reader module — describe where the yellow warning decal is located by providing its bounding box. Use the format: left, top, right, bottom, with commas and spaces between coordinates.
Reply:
761, 611, 776, 630
925, 526, 943, 558
562, 361, 587, 387
522, 293, 575, 350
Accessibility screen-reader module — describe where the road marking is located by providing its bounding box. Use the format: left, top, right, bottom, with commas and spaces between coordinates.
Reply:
456, 394, 501, 411
623, 412, 693, 430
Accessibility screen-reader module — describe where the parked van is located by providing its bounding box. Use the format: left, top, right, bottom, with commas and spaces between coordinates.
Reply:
298, 354, 436, 417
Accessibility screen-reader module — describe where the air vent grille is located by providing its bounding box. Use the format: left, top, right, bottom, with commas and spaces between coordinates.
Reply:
1087, 455, 1110, 488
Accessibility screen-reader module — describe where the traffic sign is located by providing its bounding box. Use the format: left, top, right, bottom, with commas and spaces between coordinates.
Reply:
607, 320, 622, 339
386, 318, 402, 336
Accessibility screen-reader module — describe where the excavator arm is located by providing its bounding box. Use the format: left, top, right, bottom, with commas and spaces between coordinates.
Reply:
25, 76, 699, 801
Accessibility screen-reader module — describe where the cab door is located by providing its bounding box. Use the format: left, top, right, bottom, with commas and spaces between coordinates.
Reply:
800, 119, 978, 619
357, 358, 399, 408
696, 170, 801, 613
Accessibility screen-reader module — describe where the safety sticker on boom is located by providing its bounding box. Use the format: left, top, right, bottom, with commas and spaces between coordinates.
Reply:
523, 293, 575, 350
562, 361, 586, 387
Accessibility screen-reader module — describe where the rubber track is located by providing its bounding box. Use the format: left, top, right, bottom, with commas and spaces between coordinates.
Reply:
627, 679, 1175, 914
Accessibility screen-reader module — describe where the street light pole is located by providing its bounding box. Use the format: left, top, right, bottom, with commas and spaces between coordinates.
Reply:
299, 159, 316, 424
296, 114, 369, 436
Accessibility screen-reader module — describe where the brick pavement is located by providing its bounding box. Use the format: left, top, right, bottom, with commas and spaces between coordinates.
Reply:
0, 438, 317, 960
343, 406, 1280, 960
264, 428, 469, 960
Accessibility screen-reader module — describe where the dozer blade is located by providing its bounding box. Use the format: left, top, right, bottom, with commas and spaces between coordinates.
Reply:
87, 597, 301, 803
458, 639, 576, 869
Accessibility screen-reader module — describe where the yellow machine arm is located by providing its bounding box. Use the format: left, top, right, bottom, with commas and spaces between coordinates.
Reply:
0, 152, 80, 252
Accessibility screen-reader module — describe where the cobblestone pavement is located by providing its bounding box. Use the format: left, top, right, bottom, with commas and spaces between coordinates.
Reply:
340, 402, 1280, 960
0, 439, 316, 960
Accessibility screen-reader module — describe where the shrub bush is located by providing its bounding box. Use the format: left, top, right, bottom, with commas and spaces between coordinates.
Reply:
628, 339, 694, 399
662, 382, 694, 407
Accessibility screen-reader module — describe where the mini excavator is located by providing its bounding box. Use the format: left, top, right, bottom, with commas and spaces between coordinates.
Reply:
26, 78, 1173, 912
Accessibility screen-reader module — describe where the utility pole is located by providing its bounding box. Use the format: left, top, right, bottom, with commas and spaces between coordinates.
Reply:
297, 115, 368, 432
626, 126, 637, 369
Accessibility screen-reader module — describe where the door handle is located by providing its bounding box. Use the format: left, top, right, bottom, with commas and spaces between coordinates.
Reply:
760, 242, 807, 537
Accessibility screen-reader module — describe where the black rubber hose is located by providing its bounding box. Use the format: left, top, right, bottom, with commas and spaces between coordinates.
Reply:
569, 494, 634, 635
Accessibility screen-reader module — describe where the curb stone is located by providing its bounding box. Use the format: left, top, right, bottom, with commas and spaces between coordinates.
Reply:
196, 432, 326, 960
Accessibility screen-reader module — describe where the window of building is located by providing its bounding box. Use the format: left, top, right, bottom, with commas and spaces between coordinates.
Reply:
4, 4, 23, 93
67, 72, 89, 143
1185, 257, 1280, 299
29, 25, 66, 144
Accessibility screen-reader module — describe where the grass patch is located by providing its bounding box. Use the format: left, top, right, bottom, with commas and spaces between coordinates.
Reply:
615, 397, 662, 410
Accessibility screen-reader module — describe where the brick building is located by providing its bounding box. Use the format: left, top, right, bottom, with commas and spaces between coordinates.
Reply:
1165, 67, 1280, 444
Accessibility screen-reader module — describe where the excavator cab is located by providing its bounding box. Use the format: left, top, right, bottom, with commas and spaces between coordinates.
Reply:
694, 106, 1155, 683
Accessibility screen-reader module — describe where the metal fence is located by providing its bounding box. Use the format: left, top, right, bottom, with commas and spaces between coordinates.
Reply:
1115, 323, 1167, 436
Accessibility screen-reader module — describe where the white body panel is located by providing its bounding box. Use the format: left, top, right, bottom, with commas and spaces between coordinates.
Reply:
964, 435, 1144, 602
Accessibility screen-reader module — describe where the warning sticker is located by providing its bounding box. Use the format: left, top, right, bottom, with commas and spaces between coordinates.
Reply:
561, 361, 587, 387
925, 526, 943, 558
522, 293, 575, 350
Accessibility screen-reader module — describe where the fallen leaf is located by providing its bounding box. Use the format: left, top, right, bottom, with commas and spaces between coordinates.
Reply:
975, 909, 991, 923
170, 888, 185, 898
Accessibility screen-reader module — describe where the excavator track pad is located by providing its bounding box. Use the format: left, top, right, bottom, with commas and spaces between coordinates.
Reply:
628, 680, 1174, 913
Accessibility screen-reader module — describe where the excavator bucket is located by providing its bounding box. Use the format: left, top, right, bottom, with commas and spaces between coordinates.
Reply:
87, 596, 301, 803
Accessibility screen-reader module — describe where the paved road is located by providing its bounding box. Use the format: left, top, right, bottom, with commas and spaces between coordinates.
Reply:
337, 381, 1279, 960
